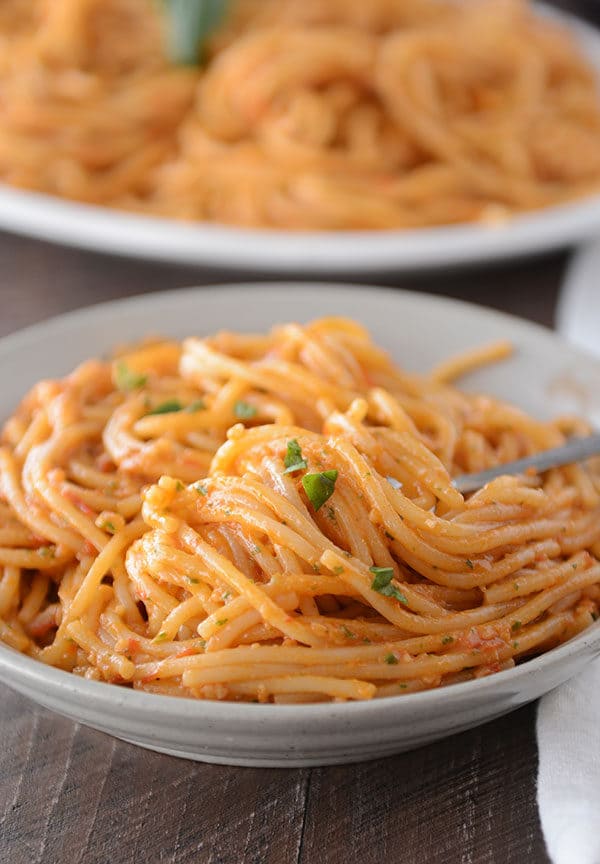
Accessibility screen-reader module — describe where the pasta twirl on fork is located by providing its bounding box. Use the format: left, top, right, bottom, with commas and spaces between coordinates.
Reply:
1, 318, 599, 703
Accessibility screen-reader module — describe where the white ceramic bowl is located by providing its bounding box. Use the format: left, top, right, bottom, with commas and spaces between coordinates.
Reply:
0, 4, 599, 273
1, 284, 599, 766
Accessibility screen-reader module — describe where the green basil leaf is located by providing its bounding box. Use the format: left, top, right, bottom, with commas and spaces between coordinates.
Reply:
234, 400, 257, 420
115, 361, 147, 392
283, 439, 307, 474
302, 470, 338, 511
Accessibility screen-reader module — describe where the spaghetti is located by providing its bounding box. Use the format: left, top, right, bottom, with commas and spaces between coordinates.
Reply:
1, 317, 599, 703
1, 0, 600, 228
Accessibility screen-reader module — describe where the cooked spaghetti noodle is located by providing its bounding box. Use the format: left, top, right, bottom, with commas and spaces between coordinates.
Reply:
1, 0, 600, 228
1, 317, 599, 703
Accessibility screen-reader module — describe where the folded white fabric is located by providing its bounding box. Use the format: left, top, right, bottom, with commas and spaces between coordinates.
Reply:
537, 660, 600, 864
539, 254, 600, 864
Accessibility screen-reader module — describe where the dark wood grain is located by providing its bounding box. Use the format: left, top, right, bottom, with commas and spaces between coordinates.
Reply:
0, 231, 565, 338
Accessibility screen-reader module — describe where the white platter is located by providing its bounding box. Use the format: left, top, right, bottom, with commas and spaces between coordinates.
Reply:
0, 5, 599, 273
0, 284, 599, 766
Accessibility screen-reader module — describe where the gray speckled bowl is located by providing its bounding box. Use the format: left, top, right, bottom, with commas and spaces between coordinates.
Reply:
1, 285, 599, 766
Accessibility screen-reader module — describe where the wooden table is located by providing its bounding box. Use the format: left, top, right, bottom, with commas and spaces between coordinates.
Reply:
0, 229, 574, 864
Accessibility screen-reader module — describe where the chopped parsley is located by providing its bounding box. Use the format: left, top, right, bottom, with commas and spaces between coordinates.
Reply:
175, 480, 185, 492
442, 635, 454, 645
215, 618, 228, 627
302, 470, 338, 511
465, 559, 474, 570
38, 546, 55, 558
369, 566, 408, 604
234, 400, 257, 420
115, 361, 147, 392
194, 483, 208, 496
146, 399, 183, 416
384, 653, 398, 665
341, 625, 356, 639
101, 520, 116, 534
333, 565, 345, 575
154, 631, 168, 642
188, 577, 200, 584
513, 641, 520, 649
185, 399, 206, 412
283, 439, 307, 474
511, 620, 522, 632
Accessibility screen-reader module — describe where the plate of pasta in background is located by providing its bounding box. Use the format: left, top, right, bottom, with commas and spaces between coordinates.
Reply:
0, 283, 600, 766
1, 0, 600, 271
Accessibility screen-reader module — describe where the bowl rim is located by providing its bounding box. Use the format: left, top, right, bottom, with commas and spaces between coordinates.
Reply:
1, 620, 599, 722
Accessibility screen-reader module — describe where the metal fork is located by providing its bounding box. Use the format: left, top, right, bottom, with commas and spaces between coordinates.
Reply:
453, 432, 600, 494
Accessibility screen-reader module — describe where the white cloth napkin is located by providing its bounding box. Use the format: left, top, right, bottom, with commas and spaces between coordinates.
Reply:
537, 248, 600, 864
537, 661, 600, 864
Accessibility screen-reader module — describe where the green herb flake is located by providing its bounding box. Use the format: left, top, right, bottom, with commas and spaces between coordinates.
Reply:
511, 620, 522, 632
513, 641, 520, 649
175, 481, 185, 492
115, 361, 147, 392
252, 544, 261, 554
369, 566, 408, 604
185, 399, 206, 413
234, 400, 257, 420
188, 577, 200, 584
198, 639, 207, 649
146, 399, 183, 416
162, 0, 230, 66
215, 618, 228, 627
363, 637, 372, 644
442, 635, 454, 645
102, 521, 116, 534
514, 582, 520, 591
465, 559, 474, 570
333, 565, 345, 575
222, 591, 231, 601
341, 625, 356, 640
302, 470, 338, 511
283, 439, 307, 475
399, 683, 408, 689
384, 653, 398, 665
154, 631, 168, 642
194, 483, 208, 496
38, 546, 55, 558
